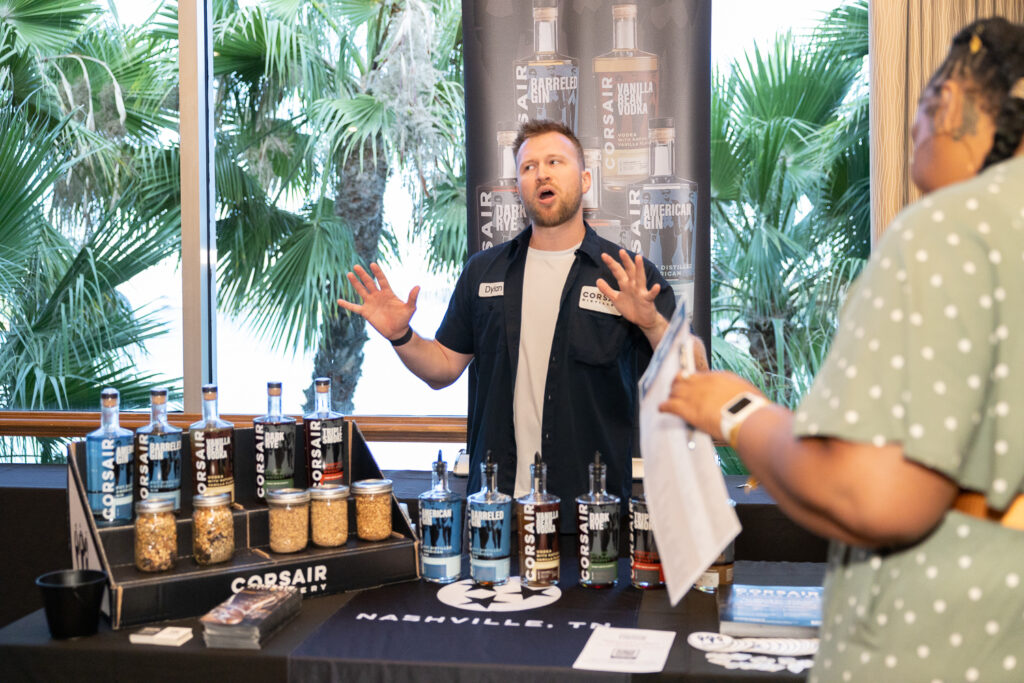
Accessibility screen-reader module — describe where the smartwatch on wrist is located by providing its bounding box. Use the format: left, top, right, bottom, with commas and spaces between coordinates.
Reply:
720, 392, 769, 448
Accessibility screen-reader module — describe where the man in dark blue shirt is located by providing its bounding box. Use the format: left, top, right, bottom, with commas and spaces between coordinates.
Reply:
338, 120, 704, 526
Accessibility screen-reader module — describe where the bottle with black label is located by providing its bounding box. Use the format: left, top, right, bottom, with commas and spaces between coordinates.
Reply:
418, 451, 463, 584
475, 123, 528, 251
86, 388, 134, 525
593, 2, 659, 191
303, 377, 345, 487
134, 387, 182, 511
253, 381, 296, 500
468, 453, 512, 586
627, 117, 696, 283
629, 493, 664, 589
577, 452, 620, 588
188, 384, 235, 502
513, 0, 579, 130
517, 452, 560, 586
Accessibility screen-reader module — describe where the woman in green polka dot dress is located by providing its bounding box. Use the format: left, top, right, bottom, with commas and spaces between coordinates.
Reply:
659, 17, 1024, 682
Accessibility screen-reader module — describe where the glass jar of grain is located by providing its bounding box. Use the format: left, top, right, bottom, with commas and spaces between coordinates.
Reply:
134, 498, 177, 572
266, 488, 310, 553
192, 492, 234, 565
352, 479, 393, 541
310, 484, 349, 547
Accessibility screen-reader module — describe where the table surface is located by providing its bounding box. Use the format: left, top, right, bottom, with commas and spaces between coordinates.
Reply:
0, 560, 824, 683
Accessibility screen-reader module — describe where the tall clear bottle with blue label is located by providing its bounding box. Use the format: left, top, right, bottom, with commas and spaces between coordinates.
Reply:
577, 452, 620, 588
419, 451, 463, 584
86, 388, 134, 525
513, 0, 579, 130
468, 454, 512, 586
134, 388, 182, 511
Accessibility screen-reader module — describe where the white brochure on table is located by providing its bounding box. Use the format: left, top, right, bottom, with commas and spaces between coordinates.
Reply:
638, 303, 741, 606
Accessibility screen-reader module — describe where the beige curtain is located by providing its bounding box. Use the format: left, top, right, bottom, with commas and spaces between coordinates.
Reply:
868, 0, 1024, 245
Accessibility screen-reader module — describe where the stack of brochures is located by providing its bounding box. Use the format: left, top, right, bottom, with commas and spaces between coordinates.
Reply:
200, 586, 301, 649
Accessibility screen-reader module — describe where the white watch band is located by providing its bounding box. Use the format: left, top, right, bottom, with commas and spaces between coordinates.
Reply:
720, 392, 769, 448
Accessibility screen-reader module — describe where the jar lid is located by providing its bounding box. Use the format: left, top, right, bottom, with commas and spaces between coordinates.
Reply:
193, 492, 231, 508
310, 484, 350, 500
266, 488, 311, 505
135, 498, 174, 514
351, 478, 393, 495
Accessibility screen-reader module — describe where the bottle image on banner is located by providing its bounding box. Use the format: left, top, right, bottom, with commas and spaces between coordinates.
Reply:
593, 2, 659, 191
134, 387, 182, 511
627, 117, 696, 283
475, 123, 528, 251
577, 452, 620, 588
517, 453, 561, 586
419, 451, 463, 584
629, 493, 664, 589
86, 388, 134, 525
468, 453, 512, 586
304, 377, 346, 487
581, 136, 627, 248
189, 384, 235, 502
253, 381, 296, 500
513, 0, 579, 131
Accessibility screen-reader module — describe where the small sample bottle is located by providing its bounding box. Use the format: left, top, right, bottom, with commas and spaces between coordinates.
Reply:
352, 479, 393, 541
86, 388, 134, 525
253, 381, 297, 500
468, 454, 512, 586
418, 451, 463, 584
576, 452, 621, 588
304, 377, 345, 487
517, 453, 560, 586
629, 493, 664, 589
192, 492, 234, 565
188, 384, 235, 501
266, 488, 310, 554
134, 498, 177, 572
513, 0, 579, 130
310, 484, 349, 547
134, 387, 182, 511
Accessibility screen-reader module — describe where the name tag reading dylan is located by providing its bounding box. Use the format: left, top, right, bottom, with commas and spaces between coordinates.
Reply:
479, 282, 504, 298
579, 286, 621, 316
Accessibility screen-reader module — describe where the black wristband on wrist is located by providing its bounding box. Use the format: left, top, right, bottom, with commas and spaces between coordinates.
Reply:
389, 327, 414, 347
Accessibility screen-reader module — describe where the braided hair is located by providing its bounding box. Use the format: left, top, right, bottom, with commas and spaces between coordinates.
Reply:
927, 17, 1024, 170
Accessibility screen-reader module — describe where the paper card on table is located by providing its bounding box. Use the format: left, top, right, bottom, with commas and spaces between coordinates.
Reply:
572, 626, 676, 673
638, 301, 741, 605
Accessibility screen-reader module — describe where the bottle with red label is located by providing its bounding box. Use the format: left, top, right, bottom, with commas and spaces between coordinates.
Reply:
303, 377, 345, 487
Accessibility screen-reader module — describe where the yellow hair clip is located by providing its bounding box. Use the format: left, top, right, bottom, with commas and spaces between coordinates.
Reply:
969, 34, 983, 54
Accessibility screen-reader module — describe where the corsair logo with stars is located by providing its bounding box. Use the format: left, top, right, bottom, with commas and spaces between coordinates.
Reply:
436, 577, 561, 612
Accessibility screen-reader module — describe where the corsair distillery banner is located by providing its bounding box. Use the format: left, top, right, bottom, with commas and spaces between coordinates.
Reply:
462, 0, 711, 329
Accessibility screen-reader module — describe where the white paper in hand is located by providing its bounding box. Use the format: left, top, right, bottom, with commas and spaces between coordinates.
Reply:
638, 302, 741, 605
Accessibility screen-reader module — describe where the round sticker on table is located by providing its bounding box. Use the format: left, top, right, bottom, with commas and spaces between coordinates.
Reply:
436, 577, 561, 612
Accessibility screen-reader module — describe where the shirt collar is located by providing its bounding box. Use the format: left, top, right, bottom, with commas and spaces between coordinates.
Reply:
507, 222, 602, 265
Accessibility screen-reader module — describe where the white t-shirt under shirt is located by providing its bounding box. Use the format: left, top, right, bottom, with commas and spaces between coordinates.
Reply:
512, 243, 579, 497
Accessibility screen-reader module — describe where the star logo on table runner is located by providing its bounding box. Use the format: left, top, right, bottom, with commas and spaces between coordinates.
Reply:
436, 577, 561, 612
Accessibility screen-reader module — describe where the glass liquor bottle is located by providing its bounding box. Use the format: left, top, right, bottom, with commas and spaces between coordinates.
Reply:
418, 451, 463, 584
475, 123, 528, 251
576, 452, 620, 588
581, 136, 627, 248
593, 3, 659, 191
516, 453, 560, 586
188, 384, 235, 502
627, 118, 697, 285
304, 377, 345, 487
86, 388, 134, 525
513, 0, 579, 130
629, 493, 664, 589
134, 387, 182, 511
253, 381, 296, 500
468, 454, 512, 586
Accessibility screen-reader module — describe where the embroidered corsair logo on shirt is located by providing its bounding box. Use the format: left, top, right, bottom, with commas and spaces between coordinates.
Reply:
578, 286, 621, 316
479, 282, 504, 297
436, 577, 561, 612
